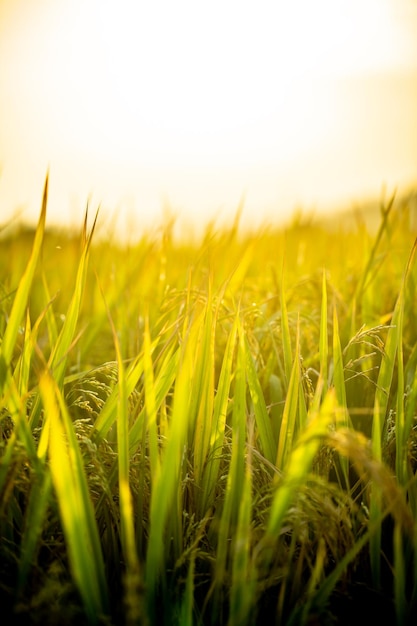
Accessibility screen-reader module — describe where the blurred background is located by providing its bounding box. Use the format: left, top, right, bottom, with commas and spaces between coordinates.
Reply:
1, 0, 416, 239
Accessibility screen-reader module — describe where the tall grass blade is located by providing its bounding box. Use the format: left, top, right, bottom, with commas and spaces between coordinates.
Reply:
200, 315, 238, 515
319, 270, 328, 397
369, 242, 411, 587
267, 387, 336, 538
0, 368, 39, 502
17, 472, 52, 595
331, 307, 347, 410
192, 287, 215, 487
39, 371, 109, 623
280, 265, 293, 386
108, 306, 145, 626
396, 238, 417, 486
145, 320, 197, 616
211, 317, 247, 621
93, 342, 179, 519
143, 314, 160, 479
354, 190, 395, 302
29, 206, 99, 429
128, 341, 178, 452
275, 320, 300, 470
93, 352, 145, 442
0, 174, 47, 383
48, 207, 98, 387
332, 306, 350, 486
244, 334, 276, 464
228, 439, 255, 626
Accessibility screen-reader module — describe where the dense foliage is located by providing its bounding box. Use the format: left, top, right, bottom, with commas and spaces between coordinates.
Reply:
1, 178, 417, 624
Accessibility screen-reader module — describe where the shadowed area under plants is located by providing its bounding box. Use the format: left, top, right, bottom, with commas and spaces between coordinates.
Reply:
1, 179, 417, 624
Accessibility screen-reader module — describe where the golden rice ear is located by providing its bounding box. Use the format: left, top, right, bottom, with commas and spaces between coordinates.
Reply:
326, 428, 414, 538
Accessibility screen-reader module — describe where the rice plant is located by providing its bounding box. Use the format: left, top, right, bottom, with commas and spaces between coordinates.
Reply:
1, 177, 417, 624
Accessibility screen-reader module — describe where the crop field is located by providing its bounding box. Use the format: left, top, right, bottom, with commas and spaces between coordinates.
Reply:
1, 176, 417, 625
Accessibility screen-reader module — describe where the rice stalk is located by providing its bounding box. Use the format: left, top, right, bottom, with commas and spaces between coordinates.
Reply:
200, 314, 238, 517
370, 237, 417, 588
209, 314, 247, 623
280, 264, 293, 386
29, 205, 99, 430
267, 386, 338, 543
275, 318, 300, 470
319, 270, 328, 398
228, 442, 255, 626
0, 174, 47, 382
39, 370, 109, 623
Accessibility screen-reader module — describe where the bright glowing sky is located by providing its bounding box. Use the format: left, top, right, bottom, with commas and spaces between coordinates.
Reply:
1, 0, 417, 237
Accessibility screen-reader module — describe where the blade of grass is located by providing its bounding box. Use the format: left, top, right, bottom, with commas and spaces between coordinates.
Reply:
192, 285, 215, 487
39, 370, 109, 623
15, 310, 33, 397
228, 426, 255, 626
280, 263, 293, 386
143, 313, 160, 479
331, 306, 351, 487
48, 206, 98, 387
396, 238, 417, 486
354, 190, 396, 302
29, 206, 99, 429
128, 341, 178, 453
332, 307, 347, 411
106, 302, 146, 626
17, 471, 53, 595
0, 367, 39, 503
244, 333, 276, 464
92, 352, 144, 442
211, 315, 247, 622
145, 317, 199, 617
0, 174, 48, 387
369, 255, 406, 587
228, 473, 254, 626
200, 315, 238, 516
276, 319, 300, 470
267, 387, 337, 539
319, 270, 328, 397
93, 341, 179, 518
395, 295, 406, 484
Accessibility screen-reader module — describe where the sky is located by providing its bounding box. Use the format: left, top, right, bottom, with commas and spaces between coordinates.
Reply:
1, 0, 417, 238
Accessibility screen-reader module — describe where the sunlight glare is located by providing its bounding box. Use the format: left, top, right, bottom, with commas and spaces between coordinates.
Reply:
0, 0, 416, 235
31, 0, 410, 168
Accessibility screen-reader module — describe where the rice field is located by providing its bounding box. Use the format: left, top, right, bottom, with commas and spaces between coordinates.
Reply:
1, 176, 417, 625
